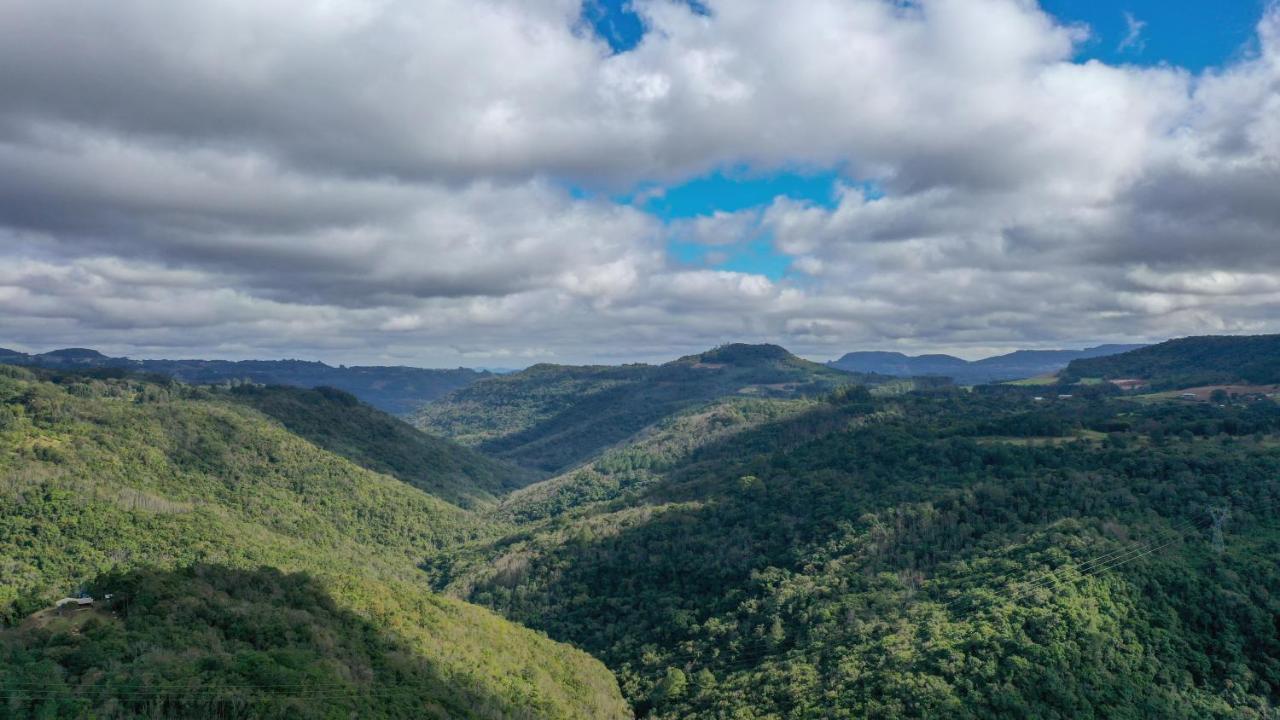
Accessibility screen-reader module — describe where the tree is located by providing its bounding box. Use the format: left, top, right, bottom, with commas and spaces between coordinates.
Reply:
694, 668, 717, 695
654, 667, 688, 703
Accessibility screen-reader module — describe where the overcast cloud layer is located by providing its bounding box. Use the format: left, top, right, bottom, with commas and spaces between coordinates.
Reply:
1, 0, 1278, 365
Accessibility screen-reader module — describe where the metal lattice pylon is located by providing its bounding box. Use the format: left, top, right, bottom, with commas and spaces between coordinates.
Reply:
1209, 506, 1230, 554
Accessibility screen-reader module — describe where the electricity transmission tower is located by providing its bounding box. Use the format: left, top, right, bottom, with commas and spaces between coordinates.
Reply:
1209, 506, 1230, 554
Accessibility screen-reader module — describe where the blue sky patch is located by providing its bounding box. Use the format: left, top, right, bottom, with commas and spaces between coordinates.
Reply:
582, 0, 708, 53
580, 0, 645, 52
638, 168, 842, 219
586, 0, 1265, 70
1030, 1, 1262, 70
579, 0, 1269, 283
641, 169, 843, 280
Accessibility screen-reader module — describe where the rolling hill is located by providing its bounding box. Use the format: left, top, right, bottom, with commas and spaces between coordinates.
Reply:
828, 344, 1144, 384
429, 378, 1280, 717
0, 365, 629, 719
413, 344, 890, 474
225, 384, 538, 508
0, 347, 487, 415
1062, 334, 1280, 389
12, 336, 1280, 718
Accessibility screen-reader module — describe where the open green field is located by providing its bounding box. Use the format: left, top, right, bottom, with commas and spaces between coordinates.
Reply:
1003, 374, 1060, 386
1004, 375, 1105, 387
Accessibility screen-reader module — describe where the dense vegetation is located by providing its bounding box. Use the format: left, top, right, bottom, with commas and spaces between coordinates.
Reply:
227, 384, 537, 508
1063, 335, 1280, 389
10, 337, 1280, 718
830, 345, 1144, 384
3, 564, 587, 719
414, 344, 885, 474
490, 396, 820, 524
433, 383, 1280, 718
0, 347, 487, 414
0, 366, 629, 719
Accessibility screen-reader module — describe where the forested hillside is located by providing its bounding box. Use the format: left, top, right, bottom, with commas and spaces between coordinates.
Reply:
0, 348, 487, 414
10, 338, 1280, 719
227, 384, 537, 508
492, 395, 824, 524
0, 366, 629, 719
414, 344, 888, 474
1063, 335, 1280, 389
432, 383, 1280, 718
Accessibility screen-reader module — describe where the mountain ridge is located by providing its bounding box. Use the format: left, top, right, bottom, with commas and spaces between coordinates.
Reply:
413, 343, 895, 474
1062, 334, 1280, 389
0, 347, 488, 415
828, 343, 1146, 384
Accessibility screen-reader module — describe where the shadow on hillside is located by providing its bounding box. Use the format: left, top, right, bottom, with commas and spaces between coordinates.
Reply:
477, 377, 710, 474
476, 362, 860, 475
459, 386, 1235, 660
457, 391, 935, 623
2, 564, 541, 719
227, 384, 537, 507
452, 386, 1280, 717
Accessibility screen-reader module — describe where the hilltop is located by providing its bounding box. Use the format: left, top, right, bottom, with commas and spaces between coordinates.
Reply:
687, 343, 797, 365
0, 347, 487, 415
413, 343, 890, 474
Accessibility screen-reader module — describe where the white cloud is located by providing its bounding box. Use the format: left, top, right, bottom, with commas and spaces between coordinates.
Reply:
1119, 11, 1147, 54
0, 0, 1278, 364
669, 210, 762, 247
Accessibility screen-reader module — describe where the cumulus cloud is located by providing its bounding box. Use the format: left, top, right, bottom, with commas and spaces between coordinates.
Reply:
0, 0, 1278, 363
669, 210, 763, 247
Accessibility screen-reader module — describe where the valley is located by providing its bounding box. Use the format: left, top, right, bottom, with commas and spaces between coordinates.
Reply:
0, 367, 627, 719
3, 336, 1280, 718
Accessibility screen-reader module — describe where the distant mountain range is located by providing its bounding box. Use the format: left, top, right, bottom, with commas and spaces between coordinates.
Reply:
0, 347, 487, 414
827, 344, 1147, 384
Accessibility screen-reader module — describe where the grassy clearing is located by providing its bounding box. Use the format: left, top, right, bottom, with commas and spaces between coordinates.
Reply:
974, 429, 1109, 446
1004, 374, 1060, 386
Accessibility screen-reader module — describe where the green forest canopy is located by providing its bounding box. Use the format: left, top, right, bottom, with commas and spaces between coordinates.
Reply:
8, 335, 1280, 719
1063, 335, 1280, 389
413, 344, 890, 474
432, 382, 1280, 718
0, 366, 628, 719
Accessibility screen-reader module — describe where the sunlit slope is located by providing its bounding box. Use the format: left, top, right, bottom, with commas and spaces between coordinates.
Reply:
0, 367, 629, 719
227, 383, 538, 508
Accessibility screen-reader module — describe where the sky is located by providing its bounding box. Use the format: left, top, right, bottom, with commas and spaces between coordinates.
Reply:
1, 0, 1278, 366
